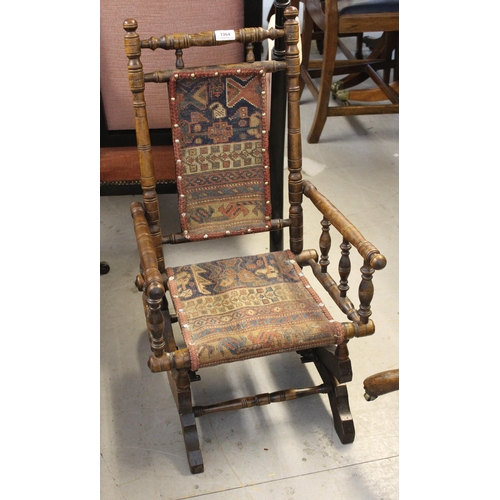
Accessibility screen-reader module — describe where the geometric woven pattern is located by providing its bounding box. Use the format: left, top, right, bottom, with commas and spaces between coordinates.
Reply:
167, 250, 345, 370
169, 67, 272, 241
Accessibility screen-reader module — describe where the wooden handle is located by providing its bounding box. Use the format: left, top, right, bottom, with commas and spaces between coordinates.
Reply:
363, 369, 399, 400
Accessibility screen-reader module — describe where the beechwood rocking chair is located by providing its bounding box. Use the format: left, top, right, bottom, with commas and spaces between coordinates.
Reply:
125, 5, 387, 474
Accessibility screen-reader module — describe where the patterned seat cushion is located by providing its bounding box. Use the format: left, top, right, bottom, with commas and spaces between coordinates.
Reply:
167, 250, 345, 370
338, 0, 399, 15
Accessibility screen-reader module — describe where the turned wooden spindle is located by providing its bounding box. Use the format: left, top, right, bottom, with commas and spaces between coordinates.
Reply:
193, 384, 330, 417
335, 342, 349, 363
358, 259, 375, 324
140, 26, 284, 51
175, 48, 184, 69
123, 19, 165, 273
146, 292, 166, 358
339, 237, 351, 297
319, 216, 331, 273
245, 42, 255, 63
284, 7, 303, 256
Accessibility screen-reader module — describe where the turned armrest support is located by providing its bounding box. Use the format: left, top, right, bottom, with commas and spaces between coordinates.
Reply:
302, 180, 386, 270
130, 202, 165, 299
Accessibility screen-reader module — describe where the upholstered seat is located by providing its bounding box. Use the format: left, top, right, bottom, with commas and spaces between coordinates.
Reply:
337, 0, 398, 15
167, 250, 344, 370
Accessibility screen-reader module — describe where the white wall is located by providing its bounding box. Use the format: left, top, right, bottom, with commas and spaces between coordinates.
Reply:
262, 0, 274, 26
262, 1, 303, 28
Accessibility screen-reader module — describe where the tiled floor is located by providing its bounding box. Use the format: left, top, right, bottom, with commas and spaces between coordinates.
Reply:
100, 68, 399, 497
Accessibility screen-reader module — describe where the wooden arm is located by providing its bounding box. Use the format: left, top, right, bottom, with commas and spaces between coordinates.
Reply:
130, 202, 165, 298
131, 202, 166, 363
302, 180, 386, 270
363, 369, 399, 401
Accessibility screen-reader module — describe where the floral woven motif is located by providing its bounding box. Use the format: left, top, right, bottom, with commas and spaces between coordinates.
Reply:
167, 250, 345, 370
169, 67, 272, 241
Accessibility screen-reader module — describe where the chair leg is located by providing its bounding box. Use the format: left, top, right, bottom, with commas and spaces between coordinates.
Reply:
312, 346, 355, 444
299, 6, 315, 98
334, 81, 399, 103
333, 34, 390, 92
307, 27, 338, 143
168, 369, 204, 474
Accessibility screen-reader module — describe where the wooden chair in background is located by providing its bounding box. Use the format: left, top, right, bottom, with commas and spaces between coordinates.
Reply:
364, 368, 399, 401
124, 5, 387, 474
300, 0, 399, 143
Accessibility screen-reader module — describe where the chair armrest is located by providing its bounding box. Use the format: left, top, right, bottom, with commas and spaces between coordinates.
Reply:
302, 180, 386, 270
363, 369, 399, 400
130, 202, 165, 299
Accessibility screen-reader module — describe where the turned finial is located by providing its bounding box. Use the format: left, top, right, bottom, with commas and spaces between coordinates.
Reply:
370, 253, 387, 270
284, 5, 299, 20
123, 19, 138, 32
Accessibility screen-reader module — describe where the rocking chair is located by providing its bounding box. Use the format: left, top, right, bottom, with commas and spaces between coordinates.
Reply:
125, 5, 387, 474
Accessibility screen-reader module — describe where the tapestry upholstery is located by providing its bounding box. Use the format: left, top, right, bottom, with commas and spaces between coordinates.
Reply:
169, 67, 272, 241
167, 250, 346, 371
